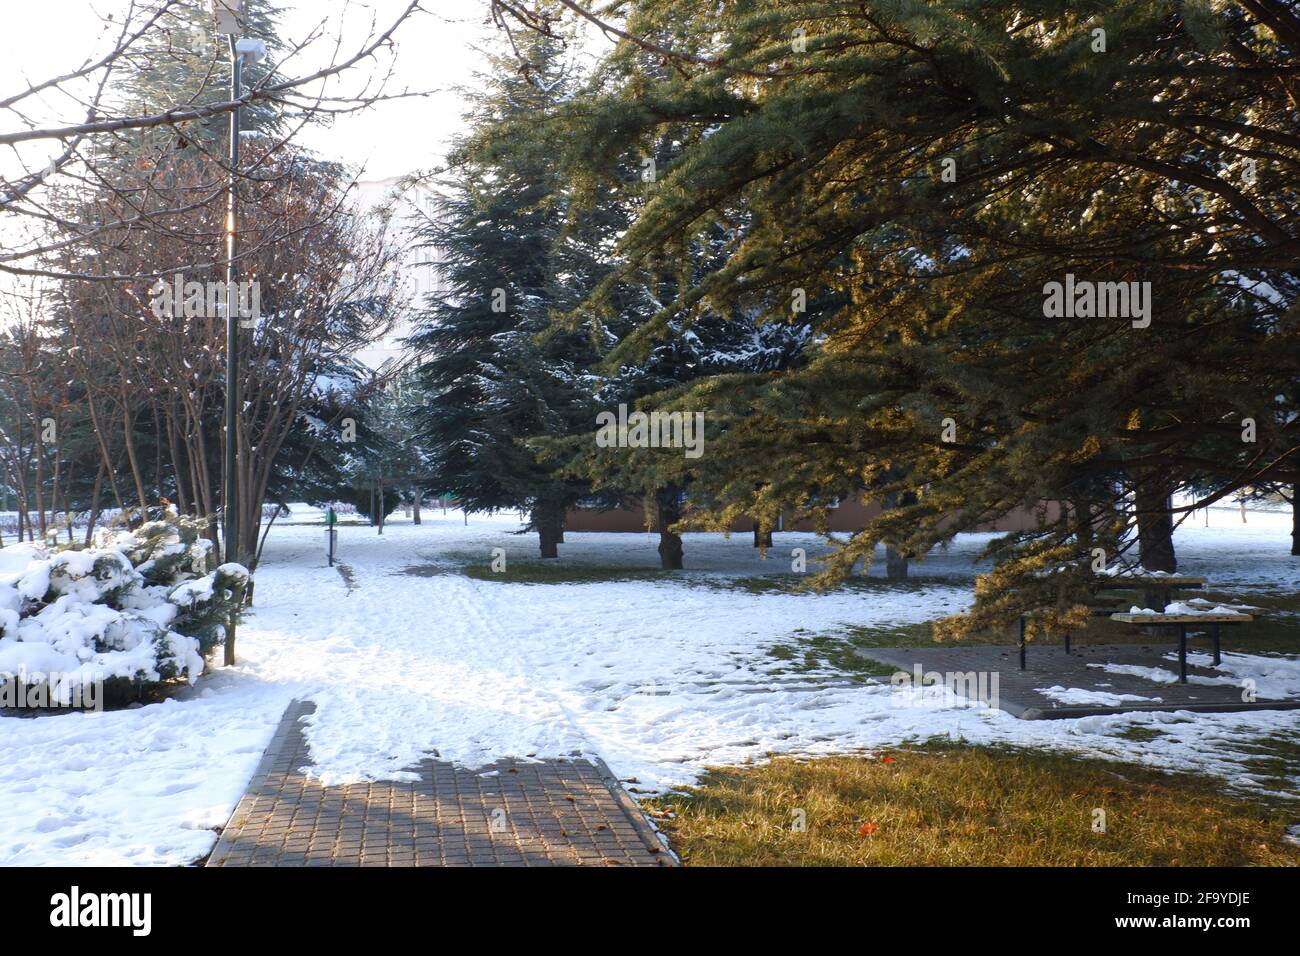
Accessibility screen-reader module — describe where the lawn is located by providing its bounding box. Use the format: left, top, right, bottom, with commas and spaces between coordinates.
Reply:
642, 743, 1300, 866
815, 586, 1300, 658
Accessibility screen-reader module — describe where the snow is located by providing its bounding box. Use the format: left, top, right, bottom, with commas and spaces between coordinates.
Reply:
1036, 686, 1163, 706
1180, 597, 1262, 612
0, 527, 231, 689
1090, 651, 1300, 698
0, 507, 1296, 865
1126, 601, 1246, 616
0, 690, 287, 866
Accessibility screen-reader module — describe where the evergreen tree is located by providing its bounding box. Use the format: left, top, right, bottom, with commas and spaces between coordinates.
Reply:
547, 201, 814, 569
116, 0, 292, 156
407, 31, 609, 557
526, 0, 1299, 627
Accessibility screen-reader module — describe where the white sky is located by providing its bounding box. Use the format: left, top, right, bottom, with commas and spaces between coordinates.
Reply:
0, 0, 610, 303
0, 0, 508, 181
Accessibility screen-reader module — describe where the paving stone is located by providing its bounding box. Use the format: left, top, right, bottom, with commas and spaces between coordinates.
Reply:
207, 700, 670, 867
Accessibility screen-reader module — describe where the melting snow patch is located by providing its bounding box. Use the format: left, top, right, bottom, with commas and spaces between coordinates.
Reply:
1036, 686, 1162, 706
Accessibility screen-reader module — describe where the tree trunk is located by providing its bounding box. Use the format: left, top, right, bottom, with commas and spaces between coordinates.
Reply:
1134, 473, 1177, 609
31, 418, 46, 539
120, 400, 150, 523
885, 546, 909, 581
166, 417, 190, 515
534, 498, 564, 559
658, 530, 684, 569
84, 458, 105, 547
656, 489, 684, 570
1073, 498, 1094, 551
1292, 486, 1299, 556
85, 390, 126, 515
223, 612, 237, 666
881, 489, 915, 580
1134, 477, 1177, 572
412, 492, 421, 525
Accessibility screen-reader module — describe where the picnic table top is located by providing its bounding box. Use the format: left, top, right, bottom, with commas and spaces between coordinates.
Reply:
1098, 574, 1208, 586
1111, 611, 1251, 624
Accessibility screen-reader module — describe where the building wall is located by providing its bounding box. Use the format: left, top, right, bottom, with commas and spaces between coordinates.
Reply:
564, 497, 1062, 534
351, 176, 442, 372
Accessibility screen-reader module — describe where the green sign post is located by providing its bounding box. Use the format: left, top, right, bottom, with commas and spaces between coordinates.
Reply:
326, 506, 338, 566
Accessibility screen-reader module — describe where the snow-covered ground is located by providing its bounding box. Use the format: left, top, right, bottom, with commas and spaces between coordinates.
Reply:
2, 506, 1297, 865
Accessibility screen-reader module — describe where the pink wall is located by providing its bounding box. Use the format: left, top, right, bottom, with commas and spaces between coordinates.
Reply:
564, 497, 1062, 534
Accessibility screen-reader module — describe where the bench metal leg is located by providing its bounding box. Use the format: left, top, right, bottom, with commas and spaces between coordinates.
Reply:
1178, 623, 1187, 683
1018, 615, 1026, 670
1212, 623, 1221, 666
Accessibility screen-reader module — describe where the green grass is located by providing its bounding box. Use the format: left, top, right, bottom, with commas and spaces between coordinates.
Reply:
459, 561, 674, 585
435, 545, 975, 594
820, 587, 1300, 657
1193, 589, 1300, 655
766, 624, 937, 679
436, 549, 677, 585
437, 549, 1298, 658
767, 631, 899, 680
701, 574, 959, 596
1115, 725, 1166, 743
642, 743, 1300, 866
1231, 732, 1300, 794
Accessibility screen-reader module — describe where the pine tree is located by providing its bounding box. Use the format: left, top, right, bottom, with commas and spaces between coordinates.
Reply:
407, 31, 606, 557
527, 0, 1299, 626
550, 200, 813, 569
116, 0, 292, 157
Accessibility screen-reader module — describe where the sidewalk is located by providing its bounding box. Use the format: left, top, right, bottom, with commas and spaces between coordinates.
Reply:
206, 701, 672, 867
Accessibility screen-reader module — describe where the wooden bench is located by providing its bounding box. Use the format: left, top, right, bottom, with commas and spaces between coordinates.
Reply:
1109, 611, 1252, 682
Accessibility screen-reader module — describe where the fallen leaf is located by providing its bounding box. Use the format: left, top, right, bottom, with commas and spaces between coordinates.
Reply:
858, 821, 879, 836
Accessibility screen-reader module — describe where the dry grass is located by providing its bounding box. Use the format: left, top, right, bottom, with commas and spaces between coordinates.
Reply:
643, 744, 1300, 866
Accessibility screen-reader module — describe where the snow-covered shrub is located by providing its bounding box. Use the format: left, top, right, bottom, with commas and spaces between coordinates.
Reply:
0, 513, 248, 704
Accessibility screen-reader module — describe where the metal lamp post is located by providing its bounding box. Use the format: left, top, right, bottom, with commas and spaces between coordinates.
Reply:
211, 0, 265, 572
211, 0, 265, 663
214, 0, 244, 576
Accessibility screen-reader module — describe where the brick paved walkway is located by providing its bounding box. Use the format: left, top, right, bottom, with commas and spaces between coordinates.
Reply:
207, 701, 672, 866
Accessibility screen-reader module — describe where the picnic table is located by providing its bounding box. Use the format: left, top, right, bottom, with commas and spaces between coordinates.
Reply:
1014, 573, 1232, 676
1110, 609, 1251, 682
1016, 597, 1127, 667
1096, 573, 1206, 611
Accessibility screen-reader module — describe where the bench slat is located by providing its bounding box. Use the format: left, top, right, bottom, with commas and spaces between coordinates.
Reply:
1110, 612, 1252, 624
1098, 575, 1208, 586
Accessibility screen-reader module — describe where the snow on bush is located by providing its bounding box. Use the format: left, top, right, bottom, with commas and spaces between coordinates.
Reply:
0, 514, 248, 698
